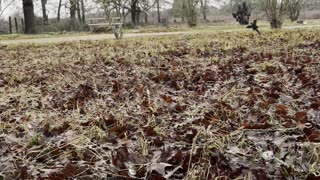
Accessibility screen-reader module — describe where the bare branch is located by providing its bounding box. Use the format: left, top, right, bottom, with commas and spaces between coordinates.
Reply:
0, 0, 16, 17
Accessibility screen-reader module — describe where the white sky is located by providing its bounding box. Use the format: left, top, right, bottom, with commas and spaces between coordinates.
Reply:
1, 0, 98, 19
0, 0, 223, 20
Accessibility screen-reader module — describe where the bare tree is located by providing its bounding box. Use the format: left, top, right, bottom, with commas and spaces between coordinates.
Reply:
98, 0, 147, 26
41, 0, 48, 24
182, 1, 186, 22
69, 0, 77, 30
172, 0, 182, 20
96, 0, 134, 38
257, 0, 289, 29
130, 0, 139, 25
287, 0, 303, 22
96, 0, 131, 23
184, 0, 200, 27
98, 0, 113, 20
0, 0, 15, 18
156, 0, 160, 23
304, 0, 320, 10
139, 0, 156, 24
22, 0, 36, 33
80, 0, 85, 23
76, 0, 81, 22
199, 0, 207, 21
57, 0, 62, 21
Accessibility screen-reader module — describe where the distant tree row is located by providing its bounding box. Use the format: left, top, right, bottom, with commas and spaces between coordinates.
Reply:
225, 0, 314, 28
1, 0, 319, 34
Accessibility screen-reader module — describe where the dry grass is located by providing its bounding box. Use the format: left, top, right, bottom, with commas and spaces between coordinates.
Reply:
1, 19, 320, 41
0, 29, 320, 179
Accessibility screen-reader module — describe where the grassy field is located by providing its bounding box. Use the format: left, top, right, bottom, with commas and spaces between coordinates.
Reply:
1, 19, 320, 41
0, 29, 320, 179
0, 32, 90, 41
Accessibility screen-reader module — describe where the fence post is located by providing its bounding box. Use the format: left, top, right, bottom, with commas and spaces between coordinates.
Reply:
9, 16, 12, 34
15, 17, 18, 33
21, 18, 25, 33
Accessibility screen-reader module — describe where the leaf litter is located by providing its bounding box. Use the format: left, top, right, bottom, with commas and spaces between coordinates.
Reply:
0, 29, 320, 179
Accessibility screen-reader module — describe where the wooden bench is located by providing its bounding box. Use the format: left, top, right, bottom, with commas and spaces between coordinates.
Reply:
88, 23, 110, 31
86, 17, 123, 39
87, 18, 110, 31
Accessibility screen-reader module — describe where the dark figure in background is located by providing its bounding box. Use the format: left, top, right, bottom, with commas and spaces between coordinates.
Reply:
232, 2, 251, 25
247, 20, 261, 35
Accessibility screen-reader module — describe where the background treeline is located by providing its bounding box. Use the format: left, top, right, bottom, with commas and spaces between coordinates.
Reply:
0, 0, 320, 34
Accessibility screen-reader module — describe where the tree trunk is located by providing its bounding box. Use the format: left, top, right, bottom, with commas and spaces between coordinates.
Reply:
144, 12, 148, 24
289, 11, 300, 22
259, 0, 289, 29
57, 0, 62, 22
187, 10, 197, 27
186, 0, 197, 27
270, 18, 283, 29
80, 0, 85, 23
288, 6, 300, 22
202, 8, 207, 21
136, 7, 141, 24
200, 0, 207, 20
156, 0, 160, 23
182, 2, 186, 23
41, 0, 48, 24
22, 0, 36, 34
288, 0, 301, 22
69, 0, 77, 30
131, 0, 138, 25
76, 1, 82, 23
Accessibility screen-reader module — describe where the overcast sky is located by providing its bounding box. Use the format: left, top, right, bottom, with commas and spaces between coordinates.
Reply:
1, 0, 223, 19
1, 0, 97, 19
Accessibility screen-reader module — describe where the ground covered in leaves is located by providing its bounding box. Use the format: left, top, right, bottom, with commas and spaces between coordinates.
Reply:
0, 29, 320, 179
